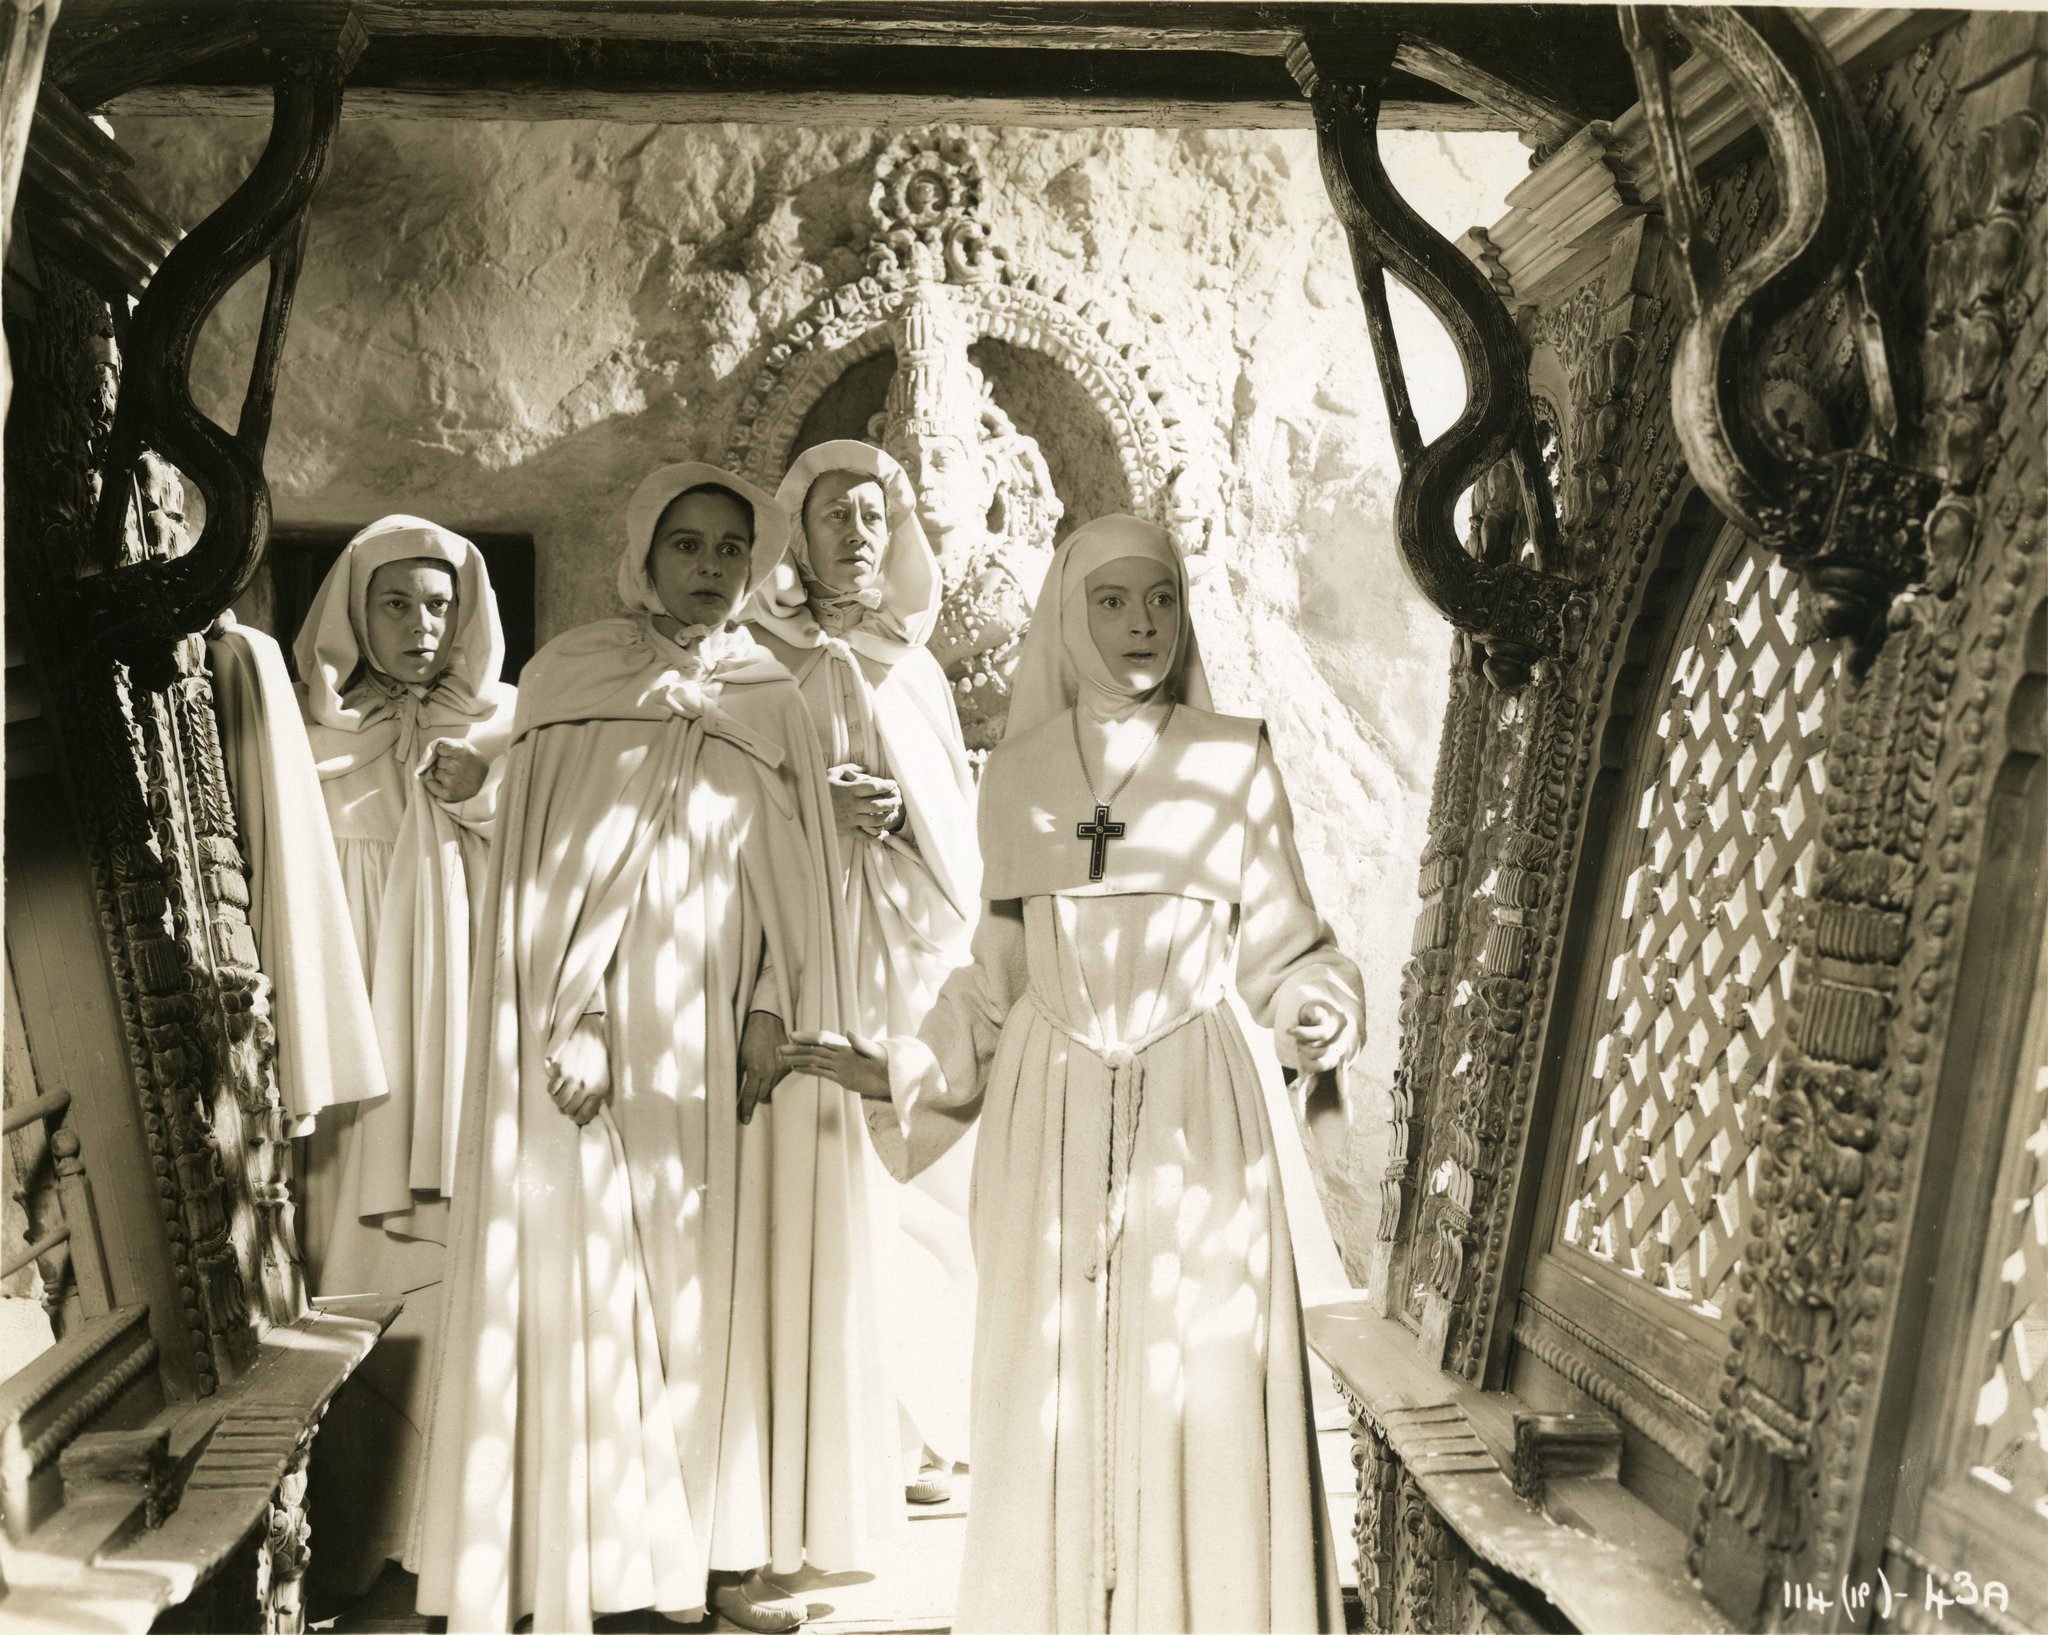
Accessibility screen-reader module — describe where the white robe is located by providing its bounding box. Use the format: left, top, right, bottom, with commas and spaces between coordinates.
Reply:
415, 617, 898, 1633
876, 711, 1358, 1633
753, 623, 981, 1464
297, 676, 514, 1592
206, 617, 386, 1134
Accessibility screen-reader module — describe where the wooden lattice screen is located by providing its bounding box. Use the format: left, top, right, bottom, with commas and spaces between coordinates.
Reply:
1559, 540, 1836, 1319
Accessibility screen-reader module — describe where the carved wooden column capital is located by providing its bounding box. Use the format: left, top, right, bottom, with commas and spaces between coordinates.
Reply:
1291, 39, 1586, 691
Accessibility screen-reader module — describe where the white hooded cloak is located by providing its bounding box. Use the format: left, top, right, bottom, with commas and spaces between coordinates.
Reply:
747, 439, 982, 1465
414, 464, 899, 1632
290, 514, 518, 1593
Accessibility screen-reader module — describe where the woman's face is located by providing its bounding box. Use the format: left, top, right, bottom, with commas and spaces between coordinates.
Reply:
648, 488, 753, 626
362, 558, 458, 684
1084, 555, 1181, 695
801, 472, 889, 598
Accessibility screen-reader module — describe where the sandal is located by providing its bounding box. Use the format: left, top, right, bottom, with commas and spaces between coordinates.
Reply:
713, 1571, 806, 1633
906, 1469, 953, 1505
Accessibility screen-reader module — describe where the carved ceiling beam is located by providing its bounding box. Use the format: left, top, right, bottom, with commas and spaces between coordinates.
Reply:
44, 2, 261, 112
1387, 37, 1581, 153
1292, 36, 1582, 691
79, 4, 363, 675
58, 0, 1641, 136
1623, 5, 1940, 657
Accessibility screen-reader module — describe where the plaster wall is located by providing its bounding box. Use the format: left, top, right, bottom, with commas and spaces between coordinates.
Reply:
117, 114, 1529, 1279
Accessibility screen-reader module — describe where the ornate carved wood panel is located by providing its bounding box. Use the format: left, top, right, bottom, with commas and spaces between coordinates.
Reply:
1692, 21, 2048, 1624
1365, 21, 2047, 1630
1399, 198, 1690, 1380
4, 16, 359, 1400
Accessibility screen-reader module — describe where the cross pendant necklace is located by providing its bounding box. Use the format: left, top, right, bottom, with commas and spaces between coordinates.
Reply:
1071, 703, 1174, 882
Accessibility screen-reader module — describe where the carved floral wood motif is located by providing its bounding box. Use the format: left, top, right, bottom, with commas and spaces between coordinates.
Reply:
1337, 1386, 1490, 1635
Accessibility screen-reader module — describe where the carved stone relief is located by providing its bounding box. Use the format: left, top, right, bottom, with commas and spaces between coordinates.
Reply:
727, 128, 1209, 752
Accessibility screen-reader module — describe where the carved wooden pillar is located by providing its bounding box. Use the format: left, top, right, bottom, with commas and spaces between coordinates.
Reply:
255, 1415, 317, 1635
1690, 21, 2048, 1630
7, 7, 361, 1391
1415, 671, 1588, 1379
1392, 1467, 1467, 1632
1373, 645, 1486, 1316
1346, 1395, 1399, 1631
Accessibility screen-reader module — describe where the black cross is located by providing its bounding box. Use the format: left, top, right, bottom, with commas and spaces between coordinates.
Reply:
1077, 804, 1125, 882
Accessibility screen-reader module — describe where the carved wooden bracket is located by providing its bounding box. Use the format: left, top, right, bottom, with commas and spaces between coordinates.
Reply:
1291, 39, 1584, 691
83, 5, 363, 674
1621, 6, 1940, 654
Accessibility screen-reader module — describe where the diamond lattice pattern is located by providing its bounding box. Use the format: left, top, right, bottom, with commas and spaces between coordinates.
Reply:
1968, 1061, 2048, 1518
1560, 543, 1834, 1319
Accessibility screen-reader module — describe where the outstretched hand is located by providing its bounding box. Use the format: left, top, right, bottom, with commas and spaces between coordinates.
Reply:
780, 1030, 891, 1101
738, 1010, 790, 1126
1288, 1000, 1358, 1075
547, 1014, 611, 1125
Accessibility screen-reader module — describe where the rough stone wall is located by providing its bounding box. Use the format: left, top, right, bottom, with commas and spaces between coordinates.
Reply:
117, 114, 1528, 1279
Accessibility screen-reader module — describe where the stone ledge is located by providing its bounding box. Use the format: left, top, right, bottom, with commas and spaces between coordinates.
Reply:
1305, 1295, 1731, 1635
0, 1294, 399, 1635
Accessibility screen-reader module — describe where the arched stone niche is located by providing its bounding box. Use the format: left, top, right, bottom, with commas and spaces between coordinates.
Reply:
726, 129, 1212, 751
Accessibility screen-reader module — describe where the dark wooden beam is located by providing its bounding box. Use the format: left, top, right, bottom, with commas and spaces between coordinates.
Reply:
1391, 38, 1580, 150
111, 84, 1524, 131
55, 1, 1642, 134
101, 34, 1516, 130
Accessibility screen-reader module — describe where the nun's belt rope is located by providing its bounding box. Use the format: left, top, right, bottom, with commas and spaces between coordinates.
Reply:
1021, 982, 1219, 1605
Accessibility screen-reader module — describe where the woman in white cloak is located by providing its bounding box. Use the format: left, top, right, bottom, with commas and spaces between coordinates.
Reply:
787, 514, 1364, 1633
414, 464, 898, 1634
745, 439, 981, 1498
291, 516, 517, 1595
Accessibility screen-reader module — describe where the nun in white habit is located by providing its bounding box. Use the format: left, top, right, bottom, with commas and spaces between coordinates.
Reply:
745, 439, 981, 1494
787, 514, 1363, 1633
290, 515, 517, 1595
414, 464, 897, 1635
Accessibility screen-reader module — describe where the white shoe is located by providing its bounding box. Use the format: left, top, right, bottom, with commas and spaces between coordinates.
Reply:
713, 1570, 806, 1632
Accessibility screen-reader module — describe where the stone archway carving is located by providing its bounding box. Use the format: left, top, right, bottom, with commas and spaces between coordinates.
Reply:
726, 129, 1213, 752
